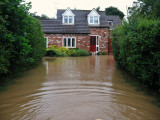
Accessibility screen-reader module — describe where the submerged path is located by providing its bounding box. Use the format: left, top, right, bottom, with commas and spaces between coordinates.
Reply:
0, 56, 159, 120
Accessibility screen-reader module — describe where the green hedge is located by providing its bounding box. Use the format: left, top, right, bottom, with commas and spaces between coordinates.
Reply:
0, 0, 45, 84
112, 18, 160, 92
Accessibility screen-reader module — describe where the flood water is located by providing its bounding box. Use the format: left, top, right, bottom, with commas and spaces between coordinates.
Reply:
0, 56, 159, 120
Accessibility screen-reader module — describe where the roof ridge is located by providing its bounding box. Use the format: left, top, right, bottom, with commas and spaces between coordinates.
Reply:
57, 9, 105, 12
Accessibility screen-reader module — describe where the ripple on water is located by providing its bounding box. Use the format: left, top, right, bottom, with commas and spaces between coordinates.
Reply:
0, 56, 160, 120
15, 80, 159, 120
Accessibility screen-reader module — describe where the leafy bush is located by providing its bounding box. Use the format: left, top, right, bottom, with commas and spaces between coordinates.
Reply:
57, 47, 69, 55
46, 46, 90, 57
77, 49, 90, 56
48, 45, 58, 50
67, 49, 78, 57
0, 0, 45, 83
97, 51, 106, 55
46, 49, 59, 56
71, 48, 79, 51
112, 17, 160, 92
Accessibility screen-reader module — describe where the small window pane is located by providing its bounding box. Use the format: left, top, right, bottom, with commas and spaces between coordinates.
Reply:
63, 38, 67, 46
93, 37, 96, 45
69, 16, 73, 23
64, 16, 68, 23
108, 21, 113, 26
90, 16, 93, 23
90, 37, 92, 45
68, 38, 71, 47
72, 38, 75, 47
94, 16, 98, 23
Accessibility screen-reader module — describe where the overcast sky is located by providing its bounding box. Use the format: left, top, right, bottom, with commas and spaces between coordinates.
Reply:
25, 0, 136, 18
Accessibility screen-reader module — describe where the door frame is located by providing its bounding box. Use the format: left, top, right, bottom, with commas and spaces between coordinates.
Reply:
90, 35, 99, 53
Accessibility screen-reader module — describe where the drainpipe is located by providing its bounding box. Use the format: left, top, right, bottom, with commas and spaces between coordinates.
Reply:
108, 28, 111, 55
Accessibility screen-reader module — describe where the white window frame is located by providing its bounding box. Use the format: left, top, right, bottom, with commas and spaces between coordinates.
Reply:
62, 37, 76, 48
89, 16, 100, 24
63, 15, 74, 24
45, 37, 48, 48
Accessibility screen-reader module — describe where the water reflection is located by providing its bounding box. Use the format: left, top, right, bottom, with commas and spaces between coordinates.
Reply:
0, 56, 159, 120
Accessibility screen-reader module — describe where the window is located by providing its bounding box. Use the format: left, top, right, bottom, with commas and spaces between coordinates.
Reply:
108, 21, 113, 29
94, 16, 98, 23
89, 16, 99, 24
64, 16, 68, 23
63, 16, 74, 24
69, 16, 73, 23
90, 16, 93, 23
63, 37, 76, 48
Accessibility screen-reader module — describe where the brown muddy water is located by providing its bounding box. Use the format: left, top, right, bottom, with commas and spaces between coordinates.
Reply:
0, 56, 159, 120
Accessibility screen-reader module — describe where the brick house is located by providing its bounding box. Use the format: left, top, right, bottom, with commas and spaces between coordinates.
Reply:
40, 8, 121, 54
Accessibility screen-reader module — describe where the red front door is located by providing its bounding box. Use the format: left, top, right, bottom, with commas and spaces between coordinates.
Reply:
90, 36, 96, 52
108, 38, 113, 54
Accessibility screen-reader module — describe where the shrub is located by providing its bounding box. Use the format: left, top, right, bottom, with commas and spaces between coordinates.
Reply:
57, 47, 69, 55
46, 49, 59, 57
48, 45, 58, 50
77, 49, 90, 56
97, 51, 106, 55
112, 18, 160, 92
67, 49, 78, 57
101, 51, 106, 55
46, 47, 90, 57
0, 0, 45, 81
71, 48, 79, 51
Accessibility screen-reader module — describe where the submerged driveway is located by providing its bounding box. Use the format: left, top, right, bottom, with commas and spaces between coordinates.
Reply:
0, 56, 159, 120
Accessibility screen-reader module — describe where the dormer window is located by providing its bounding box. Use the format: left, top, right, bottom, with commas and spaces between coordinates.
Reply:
62, 8, 75, 25
88, 9, 100, 25
64, 16, 73, 23
89, 16, 99, 24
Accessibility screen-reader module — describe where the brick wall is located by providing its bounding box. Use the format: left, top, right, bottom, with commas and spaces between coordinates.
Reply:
90, 28, 109, 54
45, 28, 109, 54
45, 34, 90, 51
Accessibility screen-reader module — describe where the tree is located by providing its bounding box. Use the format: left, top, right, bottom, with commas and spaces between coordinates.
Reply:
30, 12, 50, 20
96, 6, 100, 11
128, 0, 160, 19
0, 0, 45, 82
105, 6, 125, 19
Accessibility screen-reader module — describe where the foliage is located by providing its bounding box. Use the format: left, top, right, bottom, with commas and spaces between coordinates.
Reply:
46, 49, 60, 57
30, 12, 51, 20
57, 46, 69, 55
128, 0, 160, 19
76, 49, 90, 56
68, 49, 79, 57
97, 51, 106, 55
46, 46, 90, 57
112, 17, 160, 93
46, 46, 68, 57
0, 0, 45, 83
105, 6, 125, 19
96, 6, 100, 11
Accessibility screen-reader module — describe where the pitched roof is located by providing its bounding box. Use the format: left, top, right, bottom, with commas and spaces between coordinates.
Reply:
40, 9, 121, 34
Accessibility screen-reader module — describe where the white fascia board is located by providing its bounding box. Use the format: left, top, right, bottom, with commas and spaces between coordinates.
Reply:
62, 7, 75, 16
87, 8, 100, 17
